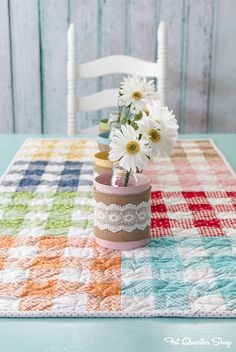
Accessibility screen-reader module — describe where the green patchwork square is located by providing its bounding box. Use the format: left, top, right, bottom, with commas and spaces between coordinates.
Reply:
0, 218, 24, 232
46, 218, 72, 230
4, 203, 29, 218
50, 204, 74, 217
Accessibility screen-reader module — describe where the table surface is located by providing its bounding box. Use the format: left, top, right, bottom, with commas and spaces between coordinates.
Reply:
0, 133, 235, 352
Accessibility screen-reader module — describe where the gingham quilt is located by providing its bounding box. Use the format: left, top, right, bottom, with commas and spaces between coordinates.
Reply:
0, 138, 235, 318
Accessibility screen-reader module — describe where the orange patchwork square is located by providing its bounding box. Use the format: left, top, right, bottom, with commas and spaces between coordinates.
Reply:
0, 257, 5, 270
0, 236, 15, 248
89, 257, 121, 271
23, 280, 57, 297
31, 256, 61, 269
39, 236, 68, 249
87, 282, 120, 297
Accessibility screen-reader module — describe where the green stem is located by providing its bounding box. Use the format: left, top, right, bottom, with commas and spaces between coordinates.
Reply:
124, 170, 130, 187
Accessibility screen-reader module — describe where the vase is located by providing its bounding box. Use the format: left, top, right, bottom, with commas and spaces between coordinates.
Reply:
99, 118, 109, 133
97, 131, 110, 152
94, 172, 151, 250
93, 151, 113, 179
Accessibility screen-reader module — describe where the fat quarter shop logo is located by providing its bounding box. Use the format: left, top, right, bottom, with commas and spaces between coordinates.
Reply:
164, 336, 232, 349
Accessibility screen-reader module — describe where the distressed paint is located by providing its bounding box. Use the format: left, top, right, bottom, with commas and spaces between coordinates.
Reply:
9, 0, 42, 133
179, 0, 189, 133
130, 0, 157, 61
185, 0, 213, 133
70, 0, 98, 130
38, 0, 68, 133
0, 0, 236, 134
159, 0, 184, 123
0, 0, 14, 132
100, 0, 126, 117
210, 0, 236, 133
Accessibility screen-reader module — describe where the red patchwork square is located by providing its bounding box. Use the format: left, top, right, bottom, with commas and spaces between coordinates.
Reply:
194, 219, 221, 228
188, 203, 213, 211
151, 218, 171, 228
151, 204, 167, 213
182, 191, 207, 199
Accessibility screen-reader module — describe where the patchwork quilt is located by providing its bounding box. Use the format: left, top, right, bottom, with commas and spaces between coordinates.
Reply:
0, 138, 235, 317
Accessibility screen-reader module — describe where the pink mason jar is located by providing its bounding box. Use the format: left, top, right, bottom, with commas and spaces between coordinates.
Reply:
94, 172, 151, 250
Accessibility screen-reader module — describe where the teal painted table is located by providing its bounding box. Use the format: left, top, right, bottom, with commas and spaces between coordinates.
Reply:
0, 134, 235, 352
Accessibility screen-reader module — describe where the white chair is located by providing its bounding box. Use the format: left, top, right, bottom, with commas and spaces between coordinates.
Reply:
67, 21, 167, 135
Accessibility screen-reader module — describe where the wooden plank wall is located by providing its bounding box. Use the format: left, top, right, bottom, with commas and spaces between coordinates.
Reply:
0, 0, 235, 134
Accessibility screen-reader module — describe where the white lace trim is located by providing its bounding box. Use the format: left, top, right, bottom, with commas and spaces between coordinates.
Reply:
94, 201, 151, 233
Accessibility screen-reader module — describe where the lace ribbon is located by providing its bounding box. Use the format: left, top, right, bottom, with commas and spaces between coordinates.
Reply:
94, 201, 151, 233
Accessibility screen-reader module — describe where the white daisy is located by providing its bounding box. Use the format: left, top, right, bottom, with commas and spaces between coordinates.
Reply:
118, 75, 159, 114
109, 124, 151, 171
138, 101, 179, 158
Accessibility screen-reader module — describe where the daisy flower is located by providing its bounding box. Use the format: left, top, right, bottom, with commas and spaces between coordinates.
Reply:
118, 75, 159, 114
138, 101, 179, 158
109, 124, 151, 171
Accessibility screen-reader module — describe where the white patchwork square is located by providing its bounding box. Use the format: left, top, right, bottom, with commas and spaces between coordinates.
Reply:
178, 246, 208, 258
4, 174, 23, 181
18, 226, 44, 237
0, 297, 20, 311
0, 186, 17, 193
0, 197, 12, 206
171, 228, 200, 237
156, 170, 177, 179
68, 227, 93, 237
71, 210, 94, 221
183, 267, 215, 283
64, 247, 93, 259
0, 268, 27, 283
164, 197, 186, 205
58, 268, 89, 283
122, 296, 155, 313
10, 164, 28, 172
122, 247, 151, 260
37, 185, 58, 192
45, 164, 64, 173
167, 211, 193, 220
8, 246, 37, 259
189, 294, 227, 311
74, 197, 94, 206
30, 197, 54, 207
53, 294, 87, 311
24, 212, 49, 221
197, 174, 218, 182
225, 229, 236, 237
40, 173, 60, 182
49, 157, 67, 163
122, 267, 153, 281
208, 198, 232, 205
217, 212, 236, 219
78, 174, 93, 182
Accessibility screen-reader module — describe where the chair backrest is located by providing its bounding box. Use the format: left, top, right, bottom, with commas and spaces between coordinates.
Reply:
67, 21, 167, 135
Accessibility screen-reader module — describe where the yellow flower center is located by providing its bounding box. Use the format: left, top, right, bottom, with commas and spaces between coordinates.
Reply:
132, 91, 143, 100
148, 129, 161, 143
126, 141, 140, 155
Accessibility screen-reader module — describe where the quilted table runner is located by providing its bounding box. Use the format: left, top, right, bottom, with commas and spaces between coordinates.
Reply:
0, 138, 235, 318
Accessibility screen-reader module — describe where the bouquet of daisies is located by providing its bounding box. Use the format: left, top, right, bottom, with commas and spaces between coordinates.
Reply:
109, 75, 179, 186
